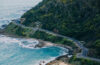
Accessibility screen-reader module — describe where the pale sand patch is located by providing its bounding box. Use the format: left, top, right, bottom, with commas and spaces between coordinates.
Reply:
58, 61, 68, 65
47, 61, 70, 65
36, 39, 55, 47
44, 42, 54, 46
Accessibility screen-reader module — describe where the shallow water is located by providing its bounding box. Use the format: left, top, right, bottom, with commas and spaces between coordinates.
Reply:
0, 0, 68, 65
0, 35, 68, 65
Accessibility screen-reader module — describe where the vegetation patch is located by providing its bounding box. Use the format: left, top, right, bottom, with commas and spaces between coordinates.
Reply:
21, 0, 100, 58
69, 55, 100, 65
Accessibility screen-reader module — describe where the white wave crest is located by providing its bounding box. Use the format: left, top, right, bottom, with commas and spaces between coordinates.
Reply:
0, 35, 21, 44
19, 39, 39, 49
0, 35, 39, 49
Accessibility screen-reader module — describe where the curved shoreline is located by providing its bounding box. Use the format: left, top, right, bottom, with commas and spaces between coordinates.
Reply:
46, 55, 71, 65
0, 31, 73, 65
0, 30, 73, 51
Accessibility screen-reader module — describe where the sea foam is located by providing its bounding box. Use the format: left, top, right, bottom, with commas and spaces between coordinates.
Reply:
0, 35, 40, 49
0, 35, 68, 65
0, 0, 68, 64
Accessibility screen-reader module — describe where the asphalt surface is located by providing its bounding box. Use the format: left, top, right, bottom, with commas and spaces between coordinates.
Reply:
12, 21, 100, 62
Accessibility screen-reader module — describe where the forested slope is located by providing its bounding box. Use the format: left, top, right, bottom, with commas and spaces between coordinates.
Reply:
6, 0, 100, 58
21, 0, 100, 58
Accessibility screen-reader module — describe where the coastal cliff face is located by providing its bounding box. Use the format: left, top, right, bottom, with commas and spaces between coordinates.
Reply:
6, 0, 100, 58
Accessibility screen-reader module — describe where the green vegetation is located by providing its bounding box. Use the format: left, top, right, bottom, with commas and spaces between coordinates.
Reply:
5, 23, 77, 50
5, 23, 35, 37
87, 39, 100, 58
4, 0, 100, 65
69, 56, 100, 65
31, 30, 77, 49
20, 0, 100, 58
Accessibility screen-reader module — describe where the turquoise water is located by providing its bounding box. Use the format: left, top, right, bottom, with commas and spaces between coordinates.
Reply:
0, 0, 68, 65
0, 35, 68, 65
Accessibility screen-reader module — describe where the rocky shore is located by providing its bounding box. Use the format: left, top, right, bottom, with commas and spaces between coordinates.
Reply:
0, 29, 73, 51
46, 55, 71, 65
0, 29, 73, 65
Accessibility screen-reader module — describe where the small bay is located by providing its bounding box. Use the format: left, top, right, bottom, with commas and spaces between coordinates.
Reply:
0, 0, 68, 65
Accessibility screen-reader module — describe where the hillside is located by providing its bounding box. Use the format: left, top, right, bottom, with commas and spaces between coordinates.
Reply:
21, 0, 100, 58
6, 0, 100, 58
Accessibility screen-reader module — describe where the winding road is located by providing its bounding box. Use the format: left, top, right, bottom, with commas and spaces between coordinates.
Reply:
12, 21, 100, 62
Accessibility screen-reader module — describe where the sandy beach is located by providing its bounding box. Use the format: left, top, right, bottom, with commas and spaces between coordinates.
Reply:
47, 61, 70, 65
46, 55, 71, 65
0, 30, 73, 65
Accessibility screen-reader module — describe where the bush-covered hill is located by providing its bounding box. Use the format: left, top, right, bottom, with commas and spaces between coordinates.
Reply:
5, 0, 100, 59
21, 0, 100, 58
22, 0, 100, 40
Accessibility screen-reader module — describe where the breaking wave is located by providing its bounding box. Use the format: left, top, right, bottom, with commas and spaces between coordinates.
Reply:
0, 0, 69, 65
0, 35, 39, 49
0, 35, 68, 65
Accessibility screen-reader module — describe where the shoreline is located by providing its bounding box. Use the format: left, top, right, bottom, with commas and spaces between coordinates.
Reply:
0, 29, 73, 51
0, 30, 73, 65
46, 55, 71, 65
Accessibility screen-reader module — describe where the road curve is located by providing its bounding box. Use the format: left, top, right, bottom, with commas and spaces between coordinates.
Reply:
12, 21, 100, 62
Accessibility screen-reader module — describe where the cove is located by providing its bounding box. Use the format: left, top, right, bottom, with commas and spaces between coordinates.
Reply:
0, 0, 68, 65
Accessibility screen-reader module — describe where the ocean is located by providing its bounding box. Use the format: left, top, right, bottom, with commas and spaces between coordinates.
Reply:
0, 0, 68, 65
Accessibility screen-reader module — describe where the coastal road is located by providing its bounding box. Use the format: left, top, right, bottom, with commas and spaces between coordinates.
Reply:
12, 21, 100, 62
